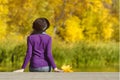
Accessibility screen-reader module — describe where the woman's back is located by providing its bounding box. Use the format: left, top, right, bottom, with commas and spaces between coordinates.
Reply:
22, 33, 56, 69
29, 34, 52, 68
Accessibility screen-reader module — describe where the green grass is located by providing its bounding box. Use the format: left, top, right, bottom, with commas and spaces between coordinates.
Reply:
0, 38, 119, 72
52, 41, 119, 72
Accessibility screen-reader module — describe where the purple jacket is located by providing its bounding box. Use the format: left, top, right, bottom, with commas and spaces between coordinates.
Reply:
21, 33, 56, 69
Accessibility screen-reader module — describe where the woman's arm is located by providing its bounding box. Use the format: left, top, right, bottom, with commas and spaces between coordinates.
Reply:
13, 37, 33, 72
46, 37, 56, 69
21, 36, 33, 69
46, 37, 63, 72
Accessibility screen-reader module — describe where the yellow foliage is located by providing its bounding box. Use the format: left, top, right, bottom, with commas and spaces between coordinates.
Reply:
60, 16, 83, 42
6, 32, 24, 42
0, 0, 8, 4
0, 5, 8, 15
61, 65, 73, 72
0, 0, 8, 15
100, 9, 109, 21
0, 0, 118, 43
49, 0, 62, 8
102, 24, 113, 40
94, 0, 103, 8
0, 26, 6, 40
46, 25, 54, 37
23, 0, 33, 10
0, 20, 7, 40
104, 0, 112, 4
86, 0, 104, 13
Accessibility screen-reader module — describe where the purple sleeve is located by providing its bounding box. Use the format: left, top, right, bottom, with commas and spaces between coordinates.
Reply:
21, 37, 32, 69
47, 37, 56, 69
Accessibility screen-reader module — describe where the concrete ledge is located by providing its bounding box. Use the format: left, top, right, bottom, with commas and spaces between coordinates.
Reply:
0, 72, 119, 80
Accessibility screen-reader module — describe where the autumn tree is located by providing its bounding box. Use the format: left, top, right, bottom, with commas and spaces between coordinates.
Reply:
0, 0, 8, 40
49, 0, 119, 42
6, 0, 52, 36
0, 0, 119, 42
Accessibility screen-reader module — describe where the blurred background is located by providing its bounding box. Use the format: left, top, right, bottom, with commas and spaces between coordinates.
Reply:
0, 0, 119, 72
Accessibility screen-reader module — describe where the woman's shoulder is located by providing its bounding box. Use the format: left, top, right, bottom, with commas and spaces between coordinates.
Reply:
28, 34, 51, 39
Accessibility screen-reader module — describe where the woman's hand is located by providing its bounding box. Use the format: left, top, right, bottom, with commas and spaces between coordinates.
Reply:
13, 69, 24, 72
54, 68, 63, 72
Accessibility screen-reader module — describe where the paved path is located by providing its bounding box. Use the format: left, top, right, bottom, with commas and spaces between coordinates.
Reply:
0, 72, 119, 80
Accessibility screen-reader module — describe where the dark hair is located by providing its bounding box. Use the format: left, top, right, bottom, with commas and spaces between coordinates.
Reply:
31, 18, 50, 34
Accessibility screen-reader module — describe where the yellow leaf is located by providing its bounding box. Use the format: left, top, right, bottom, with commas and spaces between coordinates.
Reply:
61, 65, 73, 72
